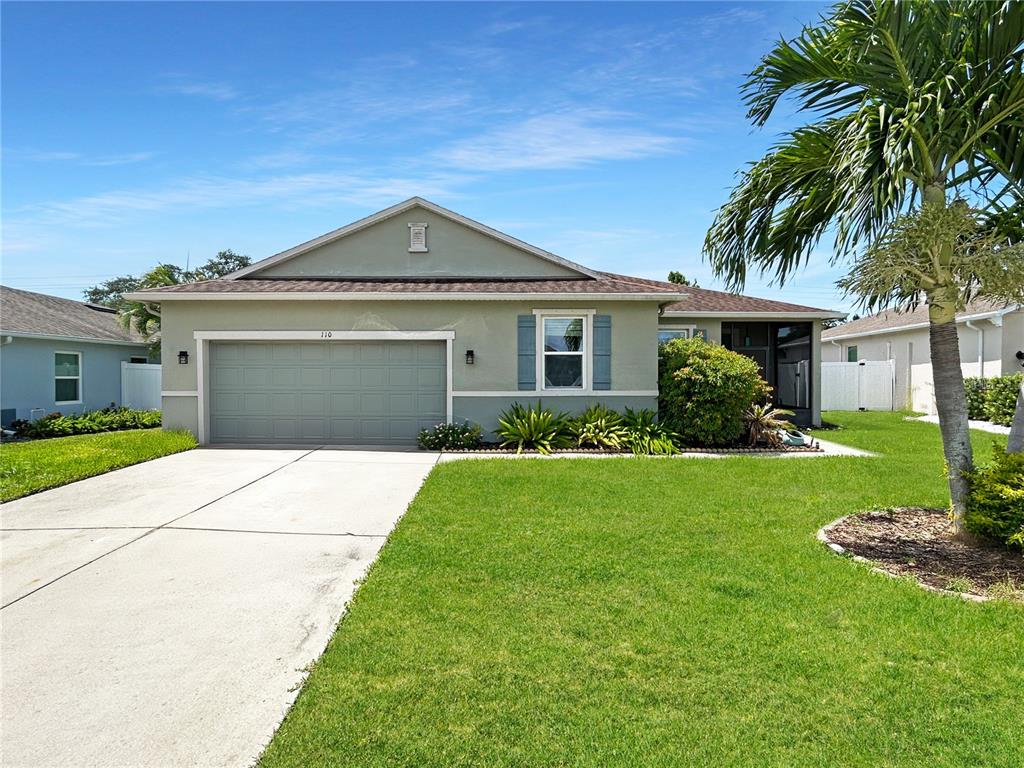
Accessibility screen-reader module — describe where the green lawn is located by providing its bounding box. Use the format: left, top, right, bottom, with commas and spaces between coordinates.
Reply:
261, 413, 1021, 768
0, 429, 197, 502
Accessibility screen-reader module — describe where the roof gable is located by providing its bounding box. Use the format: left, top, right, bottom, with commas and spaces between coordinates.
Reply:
236, 198, 595, 281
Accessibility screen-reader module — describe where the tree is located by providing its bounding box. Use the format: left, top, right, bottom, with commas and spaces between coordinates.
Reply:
83, 275, 143, 310
703, 0, 1024, 525
667, 271, 698, 286
839, 203, 1024, 464
90, 250, 252, 350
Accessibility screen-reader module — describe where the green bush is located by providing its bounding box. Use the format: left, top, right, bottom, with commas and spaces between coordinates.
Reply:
496, 403, 572, 454
569, 404, 628, 450
963, 377, 990, 420
983, 373, 1023, 426
658, 338, 771, 446
12, 408, 161, 439
621, 408, 678, 455
417, 422, 483, 450
964, 449, 1024, 548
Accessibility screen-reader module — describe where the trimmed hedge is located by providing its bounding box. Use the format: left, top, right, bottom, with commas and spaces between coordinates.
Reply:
658, 338, 770, 447
982, 373, 1023, 427
11, 408, 161, 439
963, 377, 990, 420
964, 449, 1024, 548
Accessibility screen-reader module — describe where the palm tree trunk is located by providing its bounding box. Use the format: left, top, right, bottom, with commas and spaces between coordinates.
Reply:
1007, 381, 1024, 454
927, 315, 973, 530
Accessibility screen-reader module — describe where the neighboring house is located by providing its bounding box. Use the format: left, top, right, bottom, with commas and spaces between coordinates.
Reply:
822, 299, 1024, 413
0, 286, 153, 426
127, 198, 842, 445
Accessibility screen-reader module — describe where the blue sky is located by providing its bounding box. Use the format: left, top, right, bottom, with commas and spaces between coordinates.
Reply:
2, 1, 854, 310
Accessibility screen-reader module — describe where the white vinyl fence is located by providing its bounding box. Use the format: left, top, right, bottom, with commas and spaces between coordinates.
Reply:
120, 362, 161, 411
821, 360, 895, 411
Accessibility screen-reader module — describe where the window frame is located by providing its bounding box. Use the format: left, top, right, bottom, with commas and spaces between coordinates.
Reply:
129, 356, 148, 364
534, 309, 593, 392
846, 345, 859, 362
657, 325, 695, 345
54, 350, 83, 405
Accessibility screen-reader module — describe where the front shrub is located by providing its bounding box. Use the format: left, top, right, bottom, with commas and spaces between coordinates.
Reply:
964, 449, 1024, 548
12, 407, 161, 439
963, 377, 990, 420
983, 373, 1023, 426
417, 421, 483, 451
496, 402, 572, 454
621, 408, 678, 455
658, 338, 771, 446
569, 404, 628, 450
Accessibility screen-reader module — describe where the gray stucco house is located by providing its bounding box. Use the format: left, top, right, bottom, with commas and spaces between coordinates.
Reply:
0, 286, 152, 426
127, 198, 841, 445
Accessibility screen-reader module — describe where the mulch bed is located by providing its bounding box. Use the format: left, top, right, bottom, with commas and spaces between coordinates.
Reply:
444, 443, 823, 455
823, 507, 1023, 600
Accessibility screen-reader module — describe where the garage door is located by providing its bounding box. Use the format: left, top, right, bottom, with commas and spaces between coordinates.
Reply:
209, 341, 446, 445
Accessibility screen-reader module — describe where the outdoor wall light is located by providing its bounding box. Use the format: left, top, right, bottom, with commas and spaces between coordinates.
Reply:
465, 349, 475, 365
178, 350, 189, 365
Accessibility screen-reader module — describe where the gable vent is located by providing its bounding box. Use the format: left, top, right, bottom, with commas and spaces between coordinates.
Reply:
408, 222, 428, 253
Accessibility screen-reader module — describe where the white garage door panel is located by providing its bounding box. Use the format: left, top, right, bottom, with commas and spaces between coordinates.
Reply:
209, 341, 446, 445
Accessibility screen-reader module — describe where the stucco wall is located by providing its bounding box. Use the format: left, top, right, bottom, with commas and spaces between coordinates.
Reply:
0, 336, 150, 423
257, 205, 581, 280
159, 299, 660, 439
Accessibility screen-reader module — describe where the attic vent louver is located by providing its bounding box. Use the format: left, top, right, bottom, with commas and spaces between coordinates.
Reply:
408, 222, 428, 253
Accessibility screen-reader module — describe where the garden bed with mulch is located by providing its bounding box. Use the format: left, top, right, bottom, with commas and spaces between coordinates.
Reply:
820, 507, 1023, 601
441, 442, 823, 454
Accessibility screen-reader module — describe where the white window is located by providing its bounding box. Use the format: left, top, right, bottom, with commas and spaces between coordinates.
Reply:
658, 327, 693, 345
541, 315, 586, 389
54, 351, 82, 404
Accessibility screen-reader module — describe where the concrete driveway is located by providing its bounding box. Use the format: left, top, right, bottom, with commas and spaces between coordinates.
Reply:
0, 447, 438, 768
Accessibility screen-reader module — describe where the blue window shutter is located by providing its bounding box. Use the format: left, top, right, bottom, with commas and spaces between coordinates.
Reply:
593, 315, 611, 390
517, 315, 536, 390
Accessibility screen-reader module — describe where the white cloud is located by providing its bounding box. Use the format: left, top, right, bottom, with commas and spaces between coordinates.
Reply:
161, 81, 237, 101
6, 149, 154, 166
435, 111, 681, 171
8, 170, 469, 228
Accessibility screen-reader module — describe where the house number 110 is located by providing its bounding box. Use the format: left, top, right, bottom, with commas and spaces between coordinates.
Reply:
320, 331, 333, 338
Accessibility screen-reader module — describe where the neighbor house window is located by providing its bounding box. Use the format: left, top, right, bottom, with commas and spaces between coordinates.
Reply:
846, 345, 858, 362
542, 316, 585, 389
129, 356, 148, 364
54, 351, 81, 404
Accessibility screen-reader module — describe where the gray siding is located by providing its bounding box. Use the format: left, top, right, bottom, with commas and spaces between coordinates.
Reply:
0, 336, 151, 422
453, 394, 658, 441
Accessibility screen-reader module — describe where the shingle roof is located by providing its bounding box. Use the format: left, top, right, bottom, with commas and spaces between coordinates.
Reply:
127, 272, 689, 297
821, 298, 1019, 340
0, 286, 146, 343
659, 284, 837, 315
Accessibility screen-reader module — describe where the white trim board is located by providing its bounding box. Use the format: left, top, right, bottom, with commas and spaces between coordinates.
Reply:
1, 331, 149, 347
454, 390, 658, 398
125, 291, 684, 302
162, 391, 199, 397
193, 330, 455, 341
661, 310, 844, 320
226, 197, 600, 280
191, 329, 455, 445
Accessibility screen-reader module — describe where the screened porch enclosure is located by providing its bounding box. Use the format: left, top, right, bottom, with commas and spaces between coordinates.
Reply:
721, 321, 813, 425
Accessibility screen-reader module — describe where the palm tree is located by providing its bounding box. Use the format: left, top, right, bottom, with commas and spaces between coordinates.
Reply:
704, 0, 1024, 526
